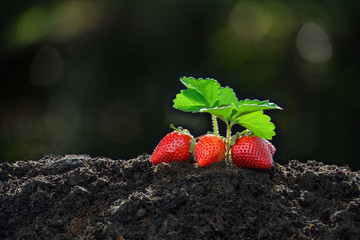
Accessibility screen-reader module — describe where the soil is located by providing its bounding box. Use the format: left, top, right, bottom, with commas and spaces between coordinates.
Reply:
1, 154, 360, 240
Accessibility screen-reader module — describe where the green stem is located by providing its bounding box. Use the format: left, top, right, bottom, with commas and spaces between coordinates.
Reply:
212, 114, 219, 136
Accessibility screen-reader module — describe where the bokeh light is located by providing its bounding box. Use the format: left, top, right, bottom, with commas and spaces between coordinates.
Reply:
230, 1, 272, 42
296, 22, 332, 63
47, 1, 105, 42
11, 5, 49, 45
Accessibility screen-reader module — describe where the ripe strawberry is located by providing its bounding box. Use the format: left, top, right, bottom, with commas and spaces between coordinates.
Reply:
231, 135, 273, 169
195, 134, 226, 167
151, 131, 194, 165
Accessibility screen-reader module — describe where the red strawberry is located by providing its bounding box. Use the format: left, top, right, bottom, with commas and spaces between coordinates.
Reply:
231, 135, 273, 169
151, 131, 194, 165
195, 134, 226, 167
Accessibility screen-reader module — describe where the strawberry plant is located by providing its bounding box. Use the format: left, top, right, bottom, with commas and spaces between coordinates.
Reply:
151, 76, 282, 168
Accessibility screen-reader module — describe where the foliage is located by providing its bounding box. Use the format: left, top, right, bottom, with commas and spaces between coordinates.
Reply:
173, 77, 282, 153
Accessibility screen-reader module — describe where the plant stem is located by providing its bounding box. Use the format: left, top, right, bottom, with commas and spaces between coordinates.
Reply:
212, 114, 219, 136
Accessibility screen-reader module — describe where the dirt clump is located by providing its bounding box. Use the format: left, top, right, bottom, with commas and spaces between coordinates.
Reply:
1, 154, 360, 239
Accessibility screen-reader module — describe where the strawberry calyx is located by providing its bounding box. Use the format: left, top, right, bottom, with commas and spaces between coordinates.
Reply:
169, 123, 191, 135
240, 129, 254, 137
229, 130, 256, 145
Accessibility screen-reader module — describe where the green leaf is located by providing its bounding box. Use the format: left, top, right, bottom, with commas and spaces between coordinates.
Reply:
230, 99, 282, 121
173, 77, 282, 140
199, 86, 238, 122
233, 111, 276, 139
179, 77, 221, 108
173, 76, 241, 116
173, 88, 210, 112
218, 86, 238, 106
200, 104, 235, 123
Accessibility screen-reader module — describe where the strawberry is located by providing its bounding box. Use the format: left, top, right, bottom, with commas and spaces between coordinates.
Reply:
195, 134, 226, 167
231, 135, 273, 169
151, 131, 194, 165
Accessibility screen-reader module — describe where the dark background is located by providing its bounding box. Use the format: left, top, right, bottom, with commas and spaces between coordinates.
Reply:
1, 1, 359, 169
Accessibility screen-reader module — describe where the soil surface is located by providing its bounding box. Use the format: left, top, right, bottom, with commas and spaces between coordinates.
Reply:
1, 154, 360, 239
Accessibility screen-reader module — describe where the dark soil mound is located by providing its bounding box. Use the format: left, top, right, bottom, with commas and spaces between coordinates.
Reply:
1, 154, 360, 239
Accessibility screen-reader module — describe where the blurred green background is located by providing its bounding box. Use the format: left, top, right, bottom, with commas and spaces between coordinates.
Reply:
1, 1, 359, 169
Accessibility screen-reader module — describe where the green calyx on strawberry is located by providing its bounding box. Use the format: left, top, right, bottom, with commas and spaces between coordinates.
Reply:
195, 134, 226, 167
150, 124, 195, 165
230, 130, 275, 169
